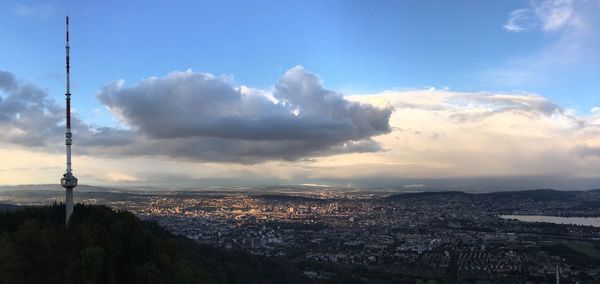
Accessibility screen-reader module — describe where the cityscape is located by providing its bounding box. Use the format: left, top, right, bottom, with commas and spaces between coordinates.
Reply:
1, 186, 599, 283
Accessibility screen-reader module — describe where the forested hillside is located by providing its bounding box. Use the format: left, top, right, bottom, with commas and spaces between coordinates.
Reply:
0, 204, 303, 284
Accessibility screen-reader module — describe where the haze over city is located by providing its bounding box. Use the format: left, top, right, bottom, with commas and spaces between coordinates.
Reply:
1, 0, 599, 189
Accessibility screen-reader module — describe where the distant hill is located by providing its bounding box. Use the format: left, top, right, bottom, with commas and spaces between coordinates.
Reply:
384, 191, 469, 200
0, 184, 110, 192
484, 189, 579, 201
385, 189, 595, 202
0, 203, 21, 212
0, 204, 303, 284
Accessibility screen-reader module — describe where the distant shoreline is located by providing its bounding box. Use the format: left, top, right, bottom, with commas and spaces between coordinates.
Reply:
499, 215, 600, 227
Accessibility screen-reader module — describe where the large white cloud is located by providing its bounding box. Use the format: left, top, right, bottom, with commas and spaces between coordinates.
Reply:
0, 67, 392, 163
99, 66, 391, 143
341, 89, 600, 180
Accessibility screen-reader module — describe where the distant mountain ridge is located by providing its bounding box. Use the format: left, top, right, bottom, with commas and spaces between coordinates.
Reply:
384, 191, 469, 199
0, 203, 21, 212
0, 184, 111, 192
2, 185, 600, 206
385, 188, 600, 202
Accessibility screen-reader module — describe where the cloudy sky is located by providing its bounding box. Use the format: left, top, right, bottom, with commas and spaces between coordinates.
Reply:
0, 0, 599, 189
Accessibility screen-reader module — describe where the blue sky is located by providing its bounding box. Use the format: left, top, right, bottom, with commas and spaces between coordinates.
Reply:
1, 0, 599, 187
1, 0, 598, 125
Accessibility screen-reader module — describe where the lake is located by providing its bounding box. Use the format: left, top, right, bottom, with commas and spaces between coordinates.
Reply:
499, 215, 600, 227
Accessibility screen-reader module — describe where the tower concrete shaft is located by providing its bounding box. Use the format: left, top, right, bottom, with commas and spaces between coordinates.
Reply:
61, 16, 77, 224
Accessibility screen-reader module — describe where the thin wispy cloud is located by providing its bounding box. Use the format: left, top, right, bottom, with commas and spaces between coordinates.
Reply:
13, 2, 55, 19
503, 9, 538, 32
503, 0, 576, 33
492, 0, 600, 87
535, 0, 576, 32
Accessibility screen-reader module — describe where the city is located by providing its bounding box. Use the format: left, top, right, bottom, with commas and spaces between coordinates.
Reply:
2, 186, 599, 283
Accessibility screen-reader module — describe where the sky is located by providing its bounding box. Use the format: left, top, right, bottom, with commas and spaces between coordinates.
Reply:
0, 0, 599, 190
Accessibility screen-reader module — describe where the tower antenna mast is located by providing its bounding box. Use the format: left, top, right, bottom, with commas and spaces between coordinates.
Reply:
61, 15, 78, 224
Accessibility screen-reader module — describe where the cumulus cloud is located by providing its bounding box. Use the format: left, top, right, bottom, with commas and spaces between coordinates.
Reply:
96, 66, 391, 162
0, 71, 63, 147
0, 71, 130, 151
343, 88, 600, 179
0, 67, 391, 163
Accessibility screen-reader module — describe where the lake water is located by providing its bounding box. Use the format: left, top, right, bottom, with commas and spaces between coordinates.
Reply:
499, 215, 600, 227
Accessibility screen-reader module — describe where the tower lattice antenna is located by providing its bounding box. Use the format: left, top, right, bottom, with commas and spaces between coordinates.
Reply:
61, 15, 78, 224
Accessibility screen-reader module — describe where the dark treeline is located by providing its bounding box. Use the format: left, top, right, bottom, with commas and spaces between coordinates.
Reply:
0, 204, 302, 284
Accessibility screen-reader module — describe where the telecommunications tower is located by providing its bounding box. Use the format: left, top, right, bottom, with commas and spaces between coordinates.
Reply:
60, 16, 78, 224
